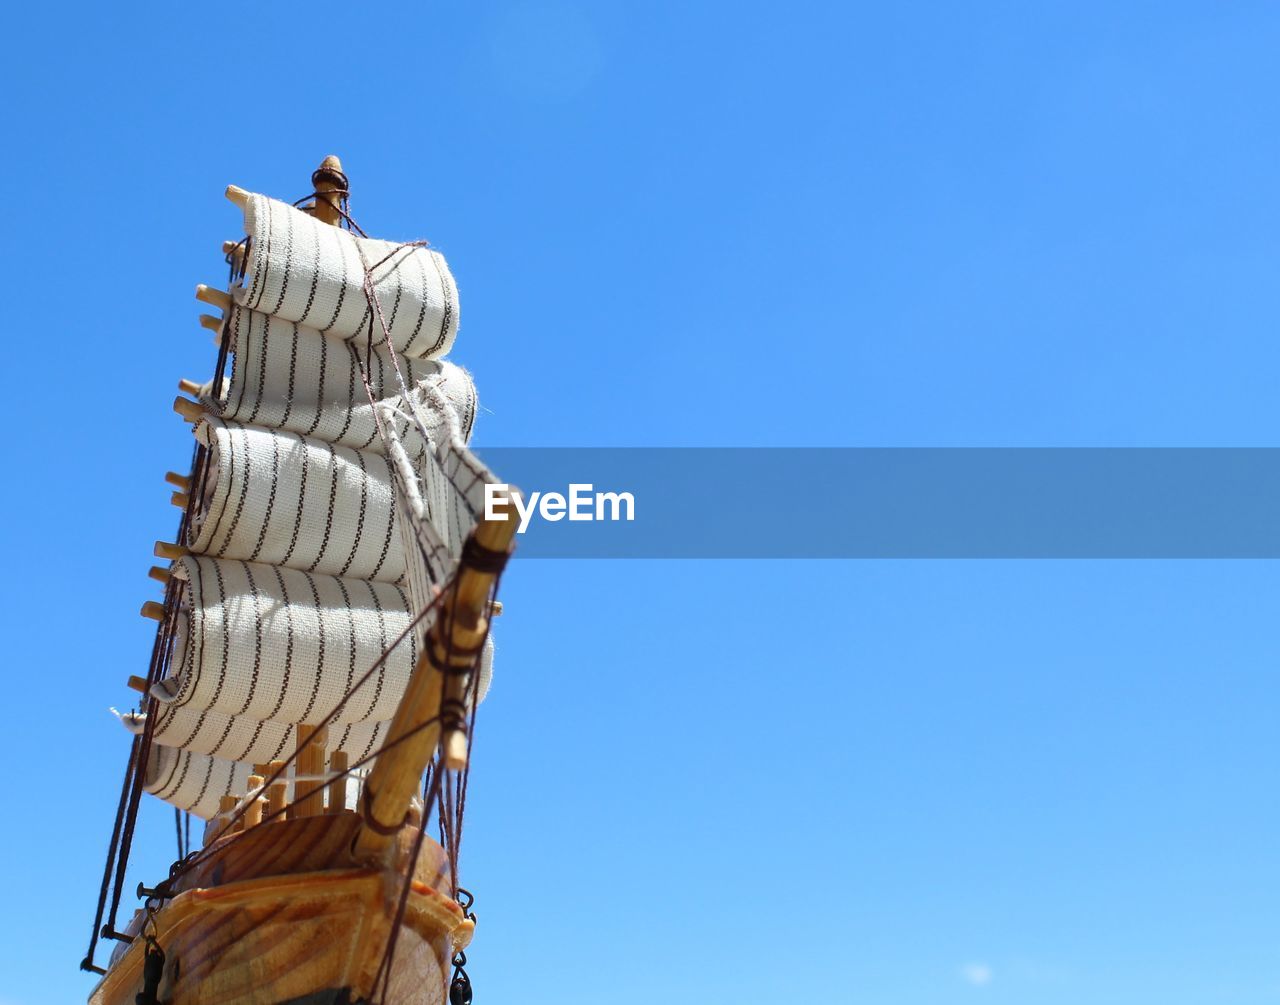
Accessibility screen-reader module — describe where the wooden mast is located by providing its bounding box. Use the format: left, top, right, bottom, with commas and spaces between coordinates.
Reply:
353, 502, 516, 858
288, 155, 345, 820
311, 154, 345, 226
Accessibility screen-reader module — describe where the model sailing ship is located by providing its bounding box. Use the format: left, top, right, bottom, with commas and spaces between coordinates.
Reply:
82, 157, 516, 1005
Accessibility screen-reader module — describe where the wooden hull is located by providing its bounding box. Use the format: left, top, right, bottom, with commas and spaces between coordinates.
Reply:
90, 813, 471, 1005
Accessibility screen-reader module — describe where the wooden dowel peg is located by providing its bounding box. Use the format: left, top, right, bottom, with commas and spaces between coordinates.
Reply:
212, 794, 240, 840
244, 774, 265, 828
165, 471, 191, 492
225, 185, 250, 209
444, 731, 470, 772
327, 750, 349, 815
199, 314, 224, 334
140, 601, 166, 621
173, 396, 204, 423
266, 760, 288, 820
205, 797, 238, 846
127, 675, 148, 694
171, 492, 189, 510
291, 724, 328, 819
154, 541, 186, 560
177, 378, 203, 396
195, 284, 231, 311
148, 565, 170, 584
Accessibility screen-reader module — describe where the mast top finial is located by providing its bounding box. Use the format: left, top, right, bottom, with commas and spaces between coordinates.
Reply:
311, 155, 347, 227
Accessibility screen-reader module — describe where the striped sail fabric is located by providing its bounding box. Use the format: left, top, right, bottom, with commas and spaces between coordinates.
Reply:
150, 556, 417, 726
133, 192, 504, 820
130, 639, 491, 768
187, 418, 405, 583
138, 637, 494, 818
211, 305, 477, 452
234, 195, 458, 358
145, 747, 253, 821
125, 704, 388, 769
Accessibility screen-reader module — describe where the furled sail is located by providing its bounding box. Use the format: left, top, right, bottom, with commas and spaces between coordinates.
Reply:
235, 194, 458, 357
208, 304, 476, 451
132, 188, 500, 819
187, 420, 406, 582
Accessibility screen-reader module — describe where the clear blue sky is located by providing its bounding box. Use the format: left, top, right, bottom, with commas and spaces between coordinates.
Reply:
3, 2, 1280, 1002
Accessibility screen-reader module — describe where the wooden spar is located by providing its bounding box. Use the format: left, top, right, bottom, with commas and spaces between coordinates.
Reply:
195, 284, 230, 311
311, 155, 345, 226
154, 541, 186, 560
221, 239, 246, 272
173, 396, 204, 423
353, 501, 517, 859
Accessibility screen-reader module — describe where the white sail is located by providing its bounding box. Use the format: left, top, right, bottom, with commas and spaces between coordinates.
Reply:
124, 706, 386, 768
130, 185, 502, 821
150, 556, 417, 725
145, 747, 253, 821
234, 195, 458, 358
134, 636, 492, 817
210, 305, 476, 451
188, 418, 405, 583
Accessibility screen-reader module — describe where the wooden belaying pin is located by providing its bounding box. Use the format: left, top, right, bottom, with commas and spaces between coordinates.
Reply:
165, 471, 191, 491
244, 775, 266, 828
173, 396, 204, 422
148, 565, 170, 584
126, 675, 148, 694
327, 750, 349, 815
199, 314, 223, 334
195, 284, 231, 311
171, 492, 189, 510
266, 760, 288, 820
206, 794, 239, 843
140, 601, 166, 621
178, 378, 203, 396
154, 541, 186, 560
225, 185, 250, 210
221, 240, 246, 270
